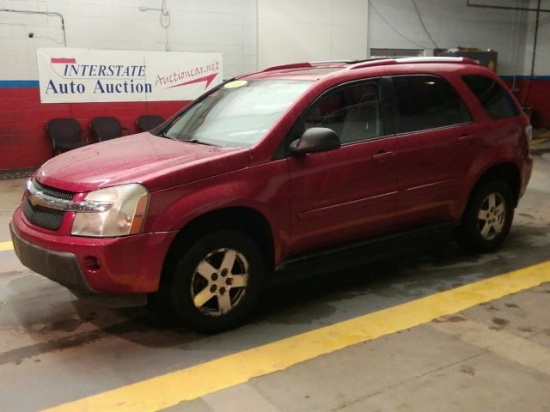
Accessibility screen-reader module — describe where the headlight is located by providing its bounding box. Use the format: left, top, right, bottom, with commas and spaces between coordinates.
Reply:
71, 184, 150, 237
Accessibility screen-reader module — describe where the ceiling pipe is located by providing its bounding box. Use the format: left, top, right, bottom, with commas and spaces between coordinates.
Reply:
530, 0, 542, 79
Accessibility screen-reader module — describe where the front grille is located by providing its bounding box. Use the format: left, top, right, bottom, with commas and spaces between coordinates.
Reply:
32, 179, 74, 200
22, 179, 75, 231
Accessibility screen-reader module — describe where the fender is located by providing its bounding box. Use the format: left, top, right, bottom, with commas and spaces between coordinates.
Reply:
146, 159, 292, 265
454, 135, 524, 218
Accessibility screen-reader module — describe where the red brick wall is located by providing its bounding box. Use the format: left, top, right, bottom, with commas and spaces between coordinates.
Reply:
0, 85, 186, 170
504, 77, 550, 129
2, 78, 550, 171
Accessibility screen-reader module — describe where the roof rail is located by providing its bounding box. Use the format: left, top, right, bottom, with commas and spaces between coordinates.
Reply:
260, 62, 313, 73
349, 56, 477, 70
260, 60, 354, 73
309, 60, 358, 65
259, 57, 477, 74
395, 56, 476, 64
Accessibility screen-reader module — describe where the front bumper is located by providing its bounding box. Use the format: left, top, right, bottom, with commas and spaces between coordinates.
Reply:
10, 206, 177, 306
10, 222, 148, 307
11, 221, 91, 293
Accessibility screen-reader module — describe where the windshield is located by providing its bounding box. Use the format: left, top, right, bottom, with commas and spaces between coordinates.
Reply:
163, 79, 313, 147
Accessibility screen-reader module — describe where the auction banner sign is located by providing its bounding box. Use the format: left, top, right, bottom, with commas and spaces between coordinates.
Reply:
37, 48, 223, 103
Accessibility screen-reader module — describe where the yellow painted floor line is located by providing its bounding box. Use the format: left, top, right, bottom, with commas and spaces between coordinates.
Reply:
0, 241, 13, 252
532, 137, 550, 147
45, 260, 550, 412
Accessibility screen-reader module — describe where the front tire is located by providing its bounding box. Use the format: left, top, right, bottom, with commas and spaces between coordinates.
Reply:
169, 230, 265, 334
455, 180, 515, 253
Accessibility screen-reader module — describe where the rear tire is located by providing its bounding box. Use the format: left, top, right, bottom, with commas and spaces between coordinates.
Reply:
168, 230, 264, 334
455, 180, 514, 253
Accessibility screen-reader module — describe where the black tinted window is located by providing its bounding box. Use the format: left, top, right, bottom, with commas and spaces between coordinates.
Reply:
304, 82, 384, 144
392, 75, 471, 133
462, 75, 519, 119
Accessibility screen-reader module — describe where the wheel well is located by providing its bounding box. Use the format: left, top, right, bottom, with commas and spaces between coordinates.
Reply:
160, 207, 275, 287
472, 163, 521, 206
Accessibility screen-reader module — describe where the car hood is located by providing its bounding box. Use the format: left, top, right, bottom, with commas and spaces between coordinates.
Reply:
35, 133, 252, 193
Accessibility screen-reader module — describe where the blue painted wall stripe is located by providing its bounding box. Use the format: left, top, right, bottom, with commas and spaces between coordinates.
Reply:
501, 75, 550, 81
0, 80, 40, 88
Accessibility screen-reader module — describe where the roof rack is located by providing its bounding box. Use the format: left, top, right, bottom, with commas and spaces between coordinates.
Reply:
260, 62, 314, 73
309, 59, 361, 65
259, 60, 355, 73
258, 57, 477, 74
394, 56, 476, 64
349, 56, 477, 70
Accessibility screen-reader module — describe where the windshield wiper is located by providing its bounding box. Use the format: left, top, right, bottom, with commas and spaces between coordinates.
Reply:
188, 139, 218, 147
160, 134, 218, 146
157, 132, 174, 139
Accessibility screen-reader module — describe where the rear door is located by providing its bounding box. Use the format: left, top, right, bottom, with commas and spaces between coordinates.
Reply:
388, 74, 478, 227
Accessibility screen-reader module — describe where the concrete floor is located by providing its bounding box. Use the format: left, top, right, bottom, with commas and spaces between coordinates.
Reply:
0, 139, 549, 411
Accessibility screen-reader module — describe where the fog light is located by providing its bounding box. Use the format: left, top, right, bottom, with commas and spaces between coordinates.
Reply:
83, 256, 101, 272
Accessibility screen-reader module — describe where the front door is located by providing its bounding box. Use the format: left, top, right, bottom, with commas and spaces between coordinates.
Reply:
287, 81, 399, 256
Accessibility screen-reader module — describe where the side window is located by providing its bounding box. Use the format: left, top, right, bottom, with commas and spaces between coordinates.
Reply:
304, 82, 383, 144
392, 75, 471, 133
462, 75, 519, 120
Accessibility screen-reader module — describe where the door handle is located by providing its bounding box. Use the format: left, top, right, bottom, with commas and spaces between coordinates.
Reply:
372, 151, 395, 161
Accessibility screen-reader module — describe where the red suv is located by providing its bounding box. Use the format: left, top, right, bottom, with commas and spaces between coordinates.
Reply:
10, 57, 533, 333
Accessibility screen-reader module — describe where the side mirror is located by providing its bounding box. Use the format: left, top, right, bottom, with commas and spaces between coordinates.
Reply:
289, 127, 341, 155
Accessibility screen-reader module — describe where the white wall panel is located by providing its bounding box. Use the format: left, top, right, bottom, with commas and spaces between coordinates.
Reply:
368, 0, 531, 75
260, 0, 332, 24
260, 19, 332, 64
0, 0, 258, 80
258, 0, 368, 68
0, 0, 548, 82
333, 0, 369, 26
331, 24, 369, 61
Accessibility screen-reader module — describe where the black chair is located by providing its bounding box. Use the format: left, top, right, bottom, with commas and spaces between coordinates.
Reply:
90, 116, 129, 142
136, 114, 165, 132
46, 118, 87, 156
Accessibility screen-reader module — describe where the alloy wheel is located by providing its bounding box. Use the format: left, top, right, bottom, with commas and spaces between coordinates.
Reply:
190, 247, 249, 317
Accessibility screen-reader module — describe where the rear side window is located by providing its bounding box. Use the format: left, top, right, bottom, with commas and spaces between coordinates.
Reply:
392, 75, 471, 133
462, 75, 519, 120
